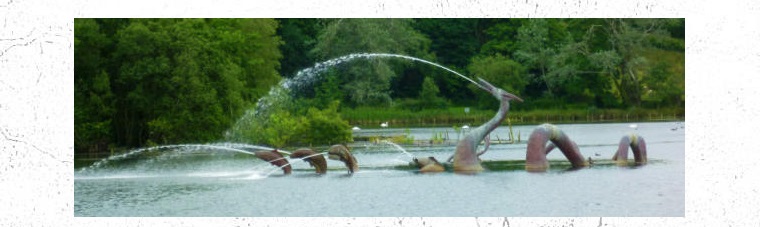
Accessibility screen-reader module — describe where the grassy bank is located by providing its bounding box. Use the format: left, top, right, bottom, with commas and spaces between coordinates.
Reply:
341, 106, 684, 128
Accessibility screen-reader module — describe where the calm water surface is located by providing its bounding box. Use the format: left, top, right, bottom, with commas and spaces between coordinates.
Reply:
74, 122, 684, 217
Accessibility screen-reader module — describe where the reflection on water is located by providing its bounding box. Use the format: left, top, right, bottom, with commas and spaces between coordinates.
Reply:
75, 122, 684, 217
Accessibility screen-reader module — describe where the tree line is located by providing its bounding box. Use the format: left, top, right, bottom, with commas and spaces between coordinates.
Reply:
75, 18, 684, 156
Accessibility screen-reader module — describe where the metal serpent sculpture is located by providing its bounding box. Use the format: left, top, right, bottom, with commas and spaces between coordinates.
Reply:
525, 124, 588, 172
612, 133, 648, 165
413, 156, 445, 173
452, 78, 522, 173
254, 149, 292, 175
290, 148, 327, 174
446, 133, 491, 163
327, 144, 358, 174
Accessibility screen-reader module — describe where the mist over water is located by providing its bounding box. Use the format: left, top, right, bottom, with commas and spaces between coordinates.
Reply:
225, 53, 478, 141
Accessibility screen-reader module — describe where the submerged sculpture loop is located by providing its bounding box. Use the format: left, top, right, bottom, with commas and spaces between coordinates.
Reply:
290, 148, 328, 174
254, 149, 292, 175
328, 144, 359, 174
612, 133, 648, 165
525, 123, 588, 172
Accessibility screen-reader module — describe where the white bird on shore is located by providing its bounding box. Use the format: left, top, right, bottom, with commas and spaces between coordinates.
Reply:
380, 122, 388, 128
352, 126, 361, 131
462, 125, 469, 129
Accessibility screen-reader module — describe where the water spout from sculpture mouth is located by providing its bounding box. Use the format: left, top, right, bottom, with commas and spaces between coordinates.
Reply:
380, 140, 414, 159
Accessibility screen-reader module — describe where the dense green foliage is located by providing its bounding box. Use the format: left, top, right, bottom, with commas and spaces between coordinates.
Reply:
75, 18, 684, 157
75, 19, 283, 154
467, 54, 528, 109
300, 101, 353, 145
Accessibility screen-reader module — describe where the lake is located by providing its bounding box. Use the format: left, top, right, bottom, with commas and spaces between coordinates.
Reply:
74, 122, 684, 217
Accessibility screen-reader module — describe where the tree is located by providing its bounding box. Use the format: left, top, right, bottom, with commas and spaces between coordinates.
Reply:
584, 19, 668, 107
75, 19, 283, 154
277, 18, 319, 78
466, 54, 528, 109
418, 76, 447, 109
480, 19, 525, 57
310, 19, 432, 107
641, 54, 684, 108
413, 18, 492, 105
74, 19, 115, 155
514, 19, 578, 97
312, 69, 344, 108
413, 19, 483, 69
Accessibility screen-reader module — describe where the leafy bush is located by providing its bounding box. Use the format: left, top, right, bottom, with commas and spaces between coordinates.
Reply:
240, 100, 352, 148
301, 101, 353, 146
263, 111, 304, 148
